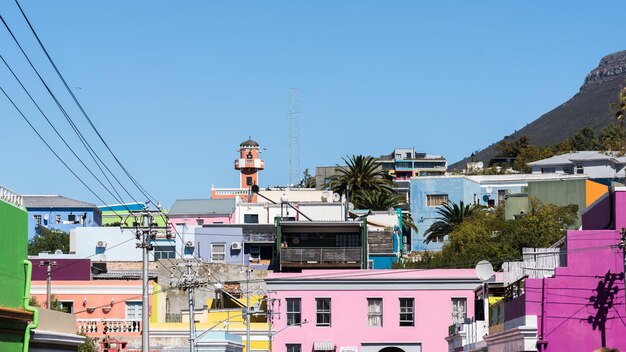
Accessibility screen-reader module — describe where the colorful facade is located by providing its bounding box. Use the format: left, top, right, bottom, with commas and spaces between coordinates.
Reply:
0, 186, 36, 352
267, 269, 482, 352
482, 186, 626, 351
212, 139, 265, 202
23, 194, 102, 239
30, 280, 156, 349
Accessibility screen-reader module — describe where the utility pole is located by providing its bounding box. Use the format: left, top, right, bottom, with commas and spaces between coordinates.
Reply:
246, 266, 251, 352
121, 209, 171, 352
39, 260, 56, 309
174, 262, 208, 352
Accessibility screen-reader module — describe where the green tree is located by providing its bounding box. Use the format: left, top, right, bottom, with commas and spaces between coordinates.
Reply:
402, 199, 577, 269
298, 168, 317, 188
325, 155, 394, 203
598, 124, 626, 152
28, 226, 69, 255
423, 201, 481, 244
78, 334, 98, 352
29, 295, 65, 311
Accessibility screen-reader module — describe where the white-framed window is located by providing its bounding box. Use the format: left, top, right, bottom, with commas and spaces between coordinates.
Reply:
316, 298, 331, 326
451, 298, 467, 324
286, 298, 301, 326
367, 298, 383, 327
576, 163, 584, 174
33, 215, 42, 226
55, 214, 61, 224
426, 194, 448, 207
154, 245, 176, 259
59, 300, 74, 314
211, 243, 226, 262
399, 298, 414, 326
67, 214, 77, 222
125, 301, 142, 320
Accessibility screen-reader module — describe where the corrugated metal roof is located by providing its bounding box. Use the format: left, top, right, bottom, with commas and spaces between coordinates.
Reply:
23, 195, 99, 209
168, 198, 236, 216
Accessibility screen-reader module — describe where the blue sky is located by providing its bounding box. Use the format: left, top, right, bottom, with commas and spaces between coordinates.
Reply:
1, 1, 625, 208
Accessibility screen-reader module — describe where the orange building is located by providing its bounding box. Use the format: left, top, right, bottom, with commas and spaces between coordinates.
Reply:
30, 280, 156, 346
212, 138, 265, 202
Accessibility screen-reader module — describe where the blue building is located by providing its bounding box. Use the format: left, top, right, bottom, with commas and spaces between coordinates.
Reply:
409, 174, 581, 251
23, 195, 102, 239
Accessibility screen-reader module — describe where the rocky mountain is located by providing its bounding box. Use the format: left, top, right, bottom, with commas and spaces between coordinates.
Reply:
450, 50, 626, 170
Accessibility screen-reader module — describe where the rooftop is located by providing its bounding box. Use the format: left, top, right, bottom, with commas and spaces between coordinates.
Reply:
411, 173, 588, 183
23, 195, 99, 210
168, 198, 236, 216
527, 151, 626, 166
266, 269, 479, 281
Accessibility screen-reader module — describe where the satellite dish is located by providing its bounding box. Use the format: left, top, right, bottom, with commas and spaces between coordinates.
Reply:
475, 260, 494, 281
251, 185, 260, 193
332, 193, 341, 202
485, 186, 493, 194
43, 214, 49, 220
54, 249, 63, 255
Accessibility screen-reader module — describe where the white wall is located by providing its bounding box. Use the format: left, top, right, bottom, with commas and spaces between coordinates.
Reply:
235, 202, 344, 224
72, 227, 144, 261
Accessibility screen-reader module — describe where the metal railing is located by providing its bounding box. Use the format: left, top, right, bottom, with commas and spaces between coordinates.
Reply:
0, 185, 23, 208
281, 247, 361, 264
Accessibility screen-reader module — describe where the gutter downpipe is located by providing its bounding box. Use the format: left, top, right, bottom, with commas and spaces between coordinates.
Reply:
23, 259, 39, 352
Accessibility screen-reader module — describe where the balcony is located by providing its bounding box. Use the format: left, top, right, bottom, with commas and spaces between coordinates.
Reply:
234, 159, 265, 170
0, 185, 23, 207
280, 247, 361, 268
243, 232, 274, 243
447, 320, 488, 352
77, 319, 141, 336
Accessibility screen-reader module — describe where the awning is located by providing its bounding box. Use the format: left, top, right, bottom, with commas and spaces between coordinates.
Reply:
314, 341, 335, 351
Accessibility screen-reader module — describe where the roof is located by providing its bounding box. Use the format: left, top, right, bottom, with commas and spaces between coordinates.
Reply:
239, 138, 259, 147
23, 195, 99, 210
266, 269, 479, 281
168, 198, 236, 216
411, 173, 587, 184
527, 151, 626, 166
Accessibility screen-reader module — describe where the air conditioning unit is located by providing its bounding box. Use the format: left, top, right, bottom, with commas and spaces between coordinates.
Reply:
185, 241, 194, 248
96, 241, 107, 248
231, 242, 242, 250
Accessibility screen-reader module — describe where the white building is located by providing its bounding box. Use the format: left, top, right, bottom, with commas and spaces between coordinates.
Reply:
528, 151, 626, 181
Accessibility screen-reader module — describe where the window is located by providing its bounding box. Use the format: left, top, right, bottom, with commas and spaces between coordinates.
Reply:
67, 214, 76, 222
246, 176, 253, 186
426, 194, 448, 207
196, 219, 204, 226
367, 298, 383, 327
250, 245, 261, 262
576, 163, 584, 174
286, 344, 301, 352
286, 298, 301, 326
451, 298, 467, 324
316, 298, 331, 326
56, 214, 61, 224
541, 167, 556, 173
154, 245, 176, 259
126, 302, 142, 320
497, 190, 506, 204
211, 243, 226, 262
244, 214, 259, 224
563, 166, 573, 174
34, 215, 42, 226
335, 234, 360, 247
59, 301, 74, 314
399, 298, 414, 326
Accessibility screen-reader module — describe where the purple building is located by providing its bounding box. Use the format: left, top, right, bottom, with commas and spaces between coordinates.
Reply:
29, 258, 92, 281
483, 187, 626, 351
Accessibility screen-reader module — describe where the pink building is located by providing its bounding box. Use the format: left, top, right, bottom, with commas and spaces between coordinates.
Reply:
266, 269, 482, 352
484, 187, 626, 351
30, 280, 154, 345
168, 198, 236, 228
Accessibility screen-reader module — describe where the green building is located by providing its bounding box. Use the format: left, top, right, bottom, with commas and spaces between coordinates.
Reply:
0, 186, 37, 352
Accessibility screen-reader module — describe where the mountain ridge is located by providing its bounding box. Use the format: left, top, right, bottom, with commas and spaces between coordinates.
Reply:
450, 50, 626, 170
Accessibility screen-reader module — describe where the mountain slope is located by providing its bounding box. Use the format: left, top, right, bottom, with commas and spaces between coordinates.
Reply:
450, 50, 626, 170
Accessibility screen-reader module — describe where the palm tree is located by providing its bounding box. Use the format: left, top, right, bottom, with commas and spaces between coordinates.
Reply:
610, 87, 626, 128
423, 201, 480, 244
325, 155, 394, 204
352, 190, 417, 234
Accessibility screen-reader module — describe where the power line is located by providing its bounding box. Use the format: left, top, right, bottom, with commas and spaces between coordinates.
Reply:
14, 0, 158, 206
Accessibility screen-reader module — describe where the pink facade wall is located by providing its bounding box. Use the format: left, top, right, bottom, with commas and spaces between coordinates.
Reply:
522, 189, 626, 351
269, 270, 480, 352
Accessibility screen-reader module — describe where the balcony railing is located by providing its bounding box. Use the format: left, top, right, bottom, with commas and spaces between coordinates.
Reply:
281, 247, 361, 266
0, 185, 23, 208
77, 319, 141, 336
244, 232, 274, 242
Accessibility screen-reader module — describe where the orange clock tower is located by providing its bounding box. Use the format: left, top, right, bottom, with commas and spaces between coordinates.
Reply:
234, 138, 265, 188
